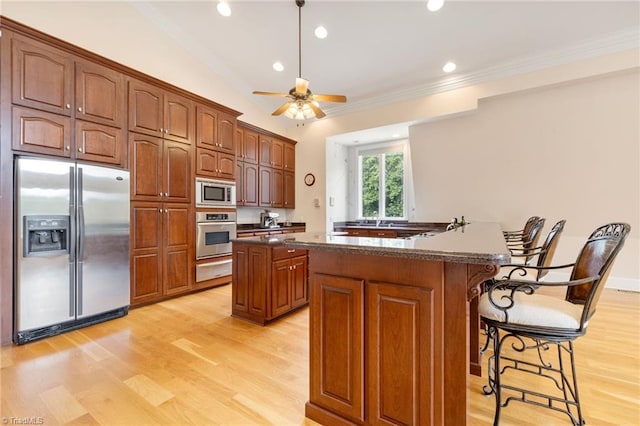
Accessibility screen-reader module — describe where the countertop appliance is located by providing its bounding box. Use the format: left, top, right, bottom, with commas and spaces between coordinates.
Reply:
195, 178, 236, 208
15, 157, 130, 344
260, 210, 279, 228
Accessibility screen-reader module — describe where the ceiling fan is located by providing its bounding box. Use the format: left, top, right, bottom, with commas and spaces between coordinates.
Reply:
252, 0, 347, 120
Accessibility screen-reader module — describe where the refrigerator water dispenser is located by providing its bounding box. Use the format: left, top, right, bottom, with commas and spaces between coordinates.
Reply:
23, 215, 69, 257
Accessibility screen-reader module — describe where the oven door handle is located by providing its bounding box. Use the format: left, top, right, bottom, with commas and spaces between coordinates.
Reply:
198, 221, 236, 226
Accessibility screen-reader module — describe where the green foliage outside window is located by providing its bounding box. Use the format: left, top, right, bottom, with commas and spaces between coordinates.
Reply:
360, 151, 404, 218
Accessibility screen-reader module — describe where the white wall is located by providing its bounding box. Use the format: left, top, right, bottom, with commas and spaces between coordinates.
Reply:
409, 70, 640, 289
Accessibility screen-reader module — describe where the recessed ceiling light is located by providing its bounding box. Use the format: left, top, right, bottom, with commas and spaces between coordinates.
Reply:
217, 1, 231, 17
314, 26, 328, 39
273, 62, 284, 72
427, 0, 445, 12
443, 61, 456, 73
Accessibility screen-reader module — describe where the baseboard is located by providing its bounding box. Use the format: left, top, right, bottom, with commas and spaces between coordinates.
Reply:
544, 271, 639, 292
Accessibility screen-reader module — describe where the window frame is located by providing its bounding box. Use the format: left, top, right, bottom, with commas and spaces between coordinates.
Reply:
356, 140, 408, 220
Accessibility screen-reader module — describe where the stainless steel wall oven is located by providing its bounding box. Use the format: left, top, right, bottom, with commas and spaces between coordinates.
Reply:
195, 211, 236, 259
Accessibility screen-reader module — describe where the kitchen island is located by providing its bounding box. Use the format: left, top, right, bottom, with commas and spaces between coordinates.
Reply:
284, 222, 510, 426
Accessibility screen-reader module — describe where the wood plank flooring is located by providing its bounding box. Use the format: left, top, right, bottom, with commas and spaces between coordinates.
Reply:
1, 284, 638, 425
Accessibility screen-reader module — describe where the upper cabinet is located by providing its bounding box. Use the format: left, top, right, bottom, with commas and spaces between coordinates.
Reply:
259, 136, 284, 169
11, 36, 73, 116
237, 128, 259, 164
128, 78, 194, 145
195, 103, 237, 179
9, 32, 127, 166
74, 60, 125, 128
284, 143, 295, 171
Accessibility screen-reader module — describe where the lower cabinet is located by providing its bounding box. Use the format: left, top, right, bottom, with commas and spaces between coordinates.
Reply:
130, 202, 193, 305
232, 242, 308, 324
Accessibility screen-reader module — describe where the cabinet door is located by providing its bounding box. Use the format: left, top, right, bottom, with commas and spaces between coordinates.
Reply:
131, 202, 162, 304
243, 130, 259, 164
259, 167, 273, 207
259, 135, 272, 167
271, 168, 284, 208
284, 142, 295, 171
163, 141, 191, 202
309, 274, 365, 422
128, 78, 163, 137
243, 163, 259, 207
217, 152, 236, 180
236, 162, 244, 205
283, 171, 295, 209
11, 36, 73, 116
248, 246, 268, 316
217, 111, 236, 154
291, 256, 308, 308
235, 128, 243, 157
163, 204, 192, 295
129, 133, 162, 201
12, 106, 71, 157
271, 139, 284, 169
164, 92, 193, 144
232, 246, 249, 313
195, 148, 218, 178
366, 282, 433, 425
75, 120, 126, 167
75, 60, 125, 128
271, 259, 292, 318
196, 104, 217, 150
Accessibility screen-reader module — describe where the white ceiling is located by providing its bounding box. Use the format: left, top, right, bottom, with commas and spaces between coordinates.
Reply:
133, 0, 639, 143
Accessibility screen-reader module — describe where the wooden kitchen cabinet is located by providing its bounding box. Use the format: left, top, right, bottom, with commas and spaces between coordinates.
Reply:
74, 59, 125, 128
75, 120, 126, 167
259, 135, 284, 169
196, 148, 235, 180
284, 142, 295, 171
12, 106, 71, 157
11, 35, 73, 116
129, 133, 191, 203
130, 202, 193, 305
259, 166, 273, 207
236, 128, 259, 164
196, 104, 236, 155
129, 78, 194, 145
236, 161, 259, 207
271, 168, 284, 208
232, 241, 308, 325
284, 171, 295, 209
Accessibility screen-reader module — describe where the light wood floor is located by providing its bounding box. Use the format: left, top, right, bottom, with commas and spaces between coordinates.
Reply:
2, 285, 639, 425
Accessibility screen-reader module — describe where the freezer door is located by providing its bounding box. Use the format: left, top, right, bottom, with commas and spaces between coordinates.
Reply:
77, 164, 130, 317
15, 158, 75, 331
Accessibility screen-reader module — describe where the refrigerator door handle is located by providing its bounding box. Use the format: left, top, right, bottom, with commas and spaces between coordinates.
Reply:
77, 167, 85, 316
69, 167, 76, 263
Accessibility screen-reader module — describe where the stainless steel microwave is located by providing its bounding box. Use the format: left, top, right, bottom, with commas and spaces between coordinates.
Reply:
195, 178, 236, 208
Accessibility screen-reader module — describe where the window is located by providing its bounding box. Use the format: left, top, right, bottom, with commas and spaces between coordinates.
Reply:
358, 142, 407, 219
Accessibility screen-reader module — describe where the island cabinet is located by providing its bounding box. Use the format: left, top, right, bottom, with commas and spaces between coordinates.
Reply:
9, 31, 127, 167
232, 240, 308, 325
287, 225, 509, 426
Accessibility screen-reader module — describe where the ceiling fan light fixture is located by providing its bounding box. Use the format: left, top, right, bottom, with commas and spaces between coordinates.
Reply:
284, 102, 316, 120
217, 1, 231, 17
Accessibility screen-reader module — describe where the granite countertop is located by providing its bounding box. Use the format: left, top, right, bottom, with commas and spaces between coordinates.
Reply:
282, 222, 511, 265
333, 221, 448, 233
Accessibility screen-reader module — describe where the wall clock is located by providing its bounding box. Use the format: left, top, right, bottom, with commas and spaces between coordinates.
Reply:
304, 173, 316, 186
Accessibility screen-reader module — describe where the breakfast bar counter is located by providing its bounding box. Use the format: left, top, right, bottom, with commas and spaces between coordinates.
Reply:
284, 222, 510, 425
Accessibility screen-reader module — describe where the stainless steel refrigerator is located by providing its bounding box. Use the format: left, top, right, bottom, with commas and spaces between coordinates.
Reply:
15, 157, 130, 344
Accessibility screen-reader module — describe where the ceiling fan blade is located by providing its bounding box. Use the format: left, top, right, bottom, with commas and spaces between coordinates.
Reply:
295, 78, 309, 95
253, 91, 290, 97
307, 102, 326, 119
312, 94, 347, 103
272, 102, 292, 116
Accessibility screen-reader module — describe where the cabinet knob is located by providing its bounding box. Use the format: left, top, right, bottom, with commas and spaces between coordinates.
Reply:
164, 192, 168, 197
164, 209, 168, 213
287, 249, 295, 253
165, 129, 169, 134
77, 107, 82, 112
78, 148, 83, 153
159, 128, 163, 132
65, 104, 71, 109
158, 208, 162, 213
159, 192, 163, 197
66, 146, 70, 151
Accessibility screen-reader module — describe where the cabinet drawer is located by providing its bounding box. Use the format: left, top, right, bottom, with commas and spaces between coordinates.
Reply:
272, 246, 307, 260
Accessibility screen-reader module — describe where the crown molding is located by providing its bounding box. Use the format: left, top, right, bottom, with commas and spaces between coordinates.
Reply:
322, 27, 640, 119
